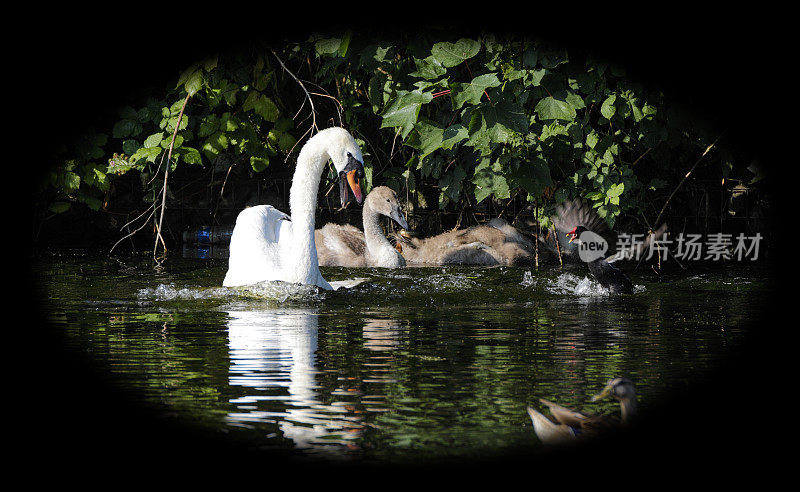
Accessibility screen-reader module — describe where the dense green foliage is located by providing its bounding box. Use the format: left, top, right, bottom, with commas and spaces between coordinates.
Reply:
38, 31, 756, 242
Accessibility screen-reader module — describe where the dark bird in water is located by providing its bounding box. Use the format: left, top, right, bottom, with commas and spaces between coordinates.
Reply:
527, 377, 638, 445
567, 225, 634, 294
543, 198, 667, 266
546, 199, 613, 263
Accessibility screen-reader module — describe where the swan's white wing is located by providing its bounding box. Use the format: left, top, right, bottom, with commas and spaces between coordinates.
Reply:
223, 205, 293, 287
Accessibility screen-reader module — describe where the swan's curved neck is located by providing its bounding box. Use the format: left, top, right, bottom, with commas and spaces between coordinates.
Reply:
288, 135, 330, 285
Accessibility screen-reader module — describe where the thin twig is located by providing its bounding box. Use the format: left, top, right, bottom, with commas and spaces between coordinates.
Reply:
652, 132, 724, 230
153, 92, 191, 261
630, 147, 652, 167
270, 48, 318, 133
552, 227, 563, 268
109, 207, 156, 254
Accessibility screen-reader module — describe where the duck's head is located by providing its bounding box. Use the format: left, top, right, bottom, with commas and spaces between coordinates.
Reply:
566, 225, 588, 243
366, 186, 409, 230
325, 127, 365, 207
591, 377, 636, 403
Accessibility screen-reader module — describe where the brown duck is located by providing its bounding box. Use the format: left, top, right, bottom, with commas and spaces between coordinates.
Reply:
527, 377, 638, 445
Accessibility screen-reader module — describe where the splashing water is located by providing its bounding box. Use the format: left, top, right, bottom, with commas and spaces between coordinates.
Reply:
138, 280, 324, 303
521, 271, 645, 296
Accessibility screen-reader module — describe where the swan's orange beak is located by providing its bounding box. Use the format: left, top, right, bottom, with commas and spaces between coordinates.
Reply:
346, 170, 363, 204
339, 154, 365, 207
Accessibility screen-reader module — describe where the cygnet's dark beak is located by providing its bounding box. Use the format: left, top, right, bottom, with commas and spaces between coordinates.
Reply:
390, 207, 409, 230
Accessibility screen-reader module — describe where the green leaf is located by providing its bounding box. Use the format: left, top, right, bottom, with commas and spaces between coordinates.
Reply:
565, 92, 585, 110
315, 37, 343, 56
183, 69, 203, 96
49, 201, 71, 214
112, 119, 140, 139
522, 47, 538, 67
198, 116, 220, 138
450, 73, 501, 109
472, 160, 510, 203
380, 90, 433, 139
250, 155, 269, 172
80, 195, 103, 211
438, 165, 467, 207
601, 94, 617, 119
122, 139, 141, 155
409, 56, 447, 80
143, 132, 164, 149
431, 38, 480, 67
507, 157, 553, 198
63, 172, 81, 191
254, 95, 279, 122
406, 119, 444, 157
181, 147, 202, 165
607, 182, 625, 197
534, 96, 576, 122
132, 146, 162, 164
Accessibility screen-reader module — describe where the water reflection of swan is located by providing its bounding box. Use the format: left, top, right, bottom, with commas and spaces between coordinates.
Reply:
225, 307, 361, 454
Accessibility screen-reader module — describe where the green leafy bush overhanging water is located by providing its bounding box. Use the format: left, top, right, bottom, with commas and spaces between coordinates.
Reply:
39, 32, 753, 241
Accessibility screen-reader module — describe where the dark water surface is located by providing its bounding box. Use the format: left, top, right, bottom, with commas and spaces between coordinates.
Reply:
33, 250, 771, 463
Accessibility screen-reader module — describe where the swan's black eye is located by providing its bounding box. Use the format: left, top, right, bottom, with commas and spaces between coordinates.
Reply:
347, 152, 352, 158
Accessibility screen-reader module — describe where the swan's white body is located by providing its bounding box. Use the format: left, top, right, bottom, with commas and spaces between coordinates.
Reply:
223, 127, 363, 290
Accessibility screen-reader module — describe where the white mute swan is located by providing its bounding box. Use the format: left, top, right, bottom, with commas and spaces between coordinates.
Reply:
315, 186, 408, 268
223, 127, 365, 289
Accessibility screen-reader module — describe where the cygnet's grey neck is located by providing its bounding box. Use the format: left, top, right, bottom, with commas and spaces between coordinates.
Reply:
362, 203, 392, 257
620, 396, 638, 423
